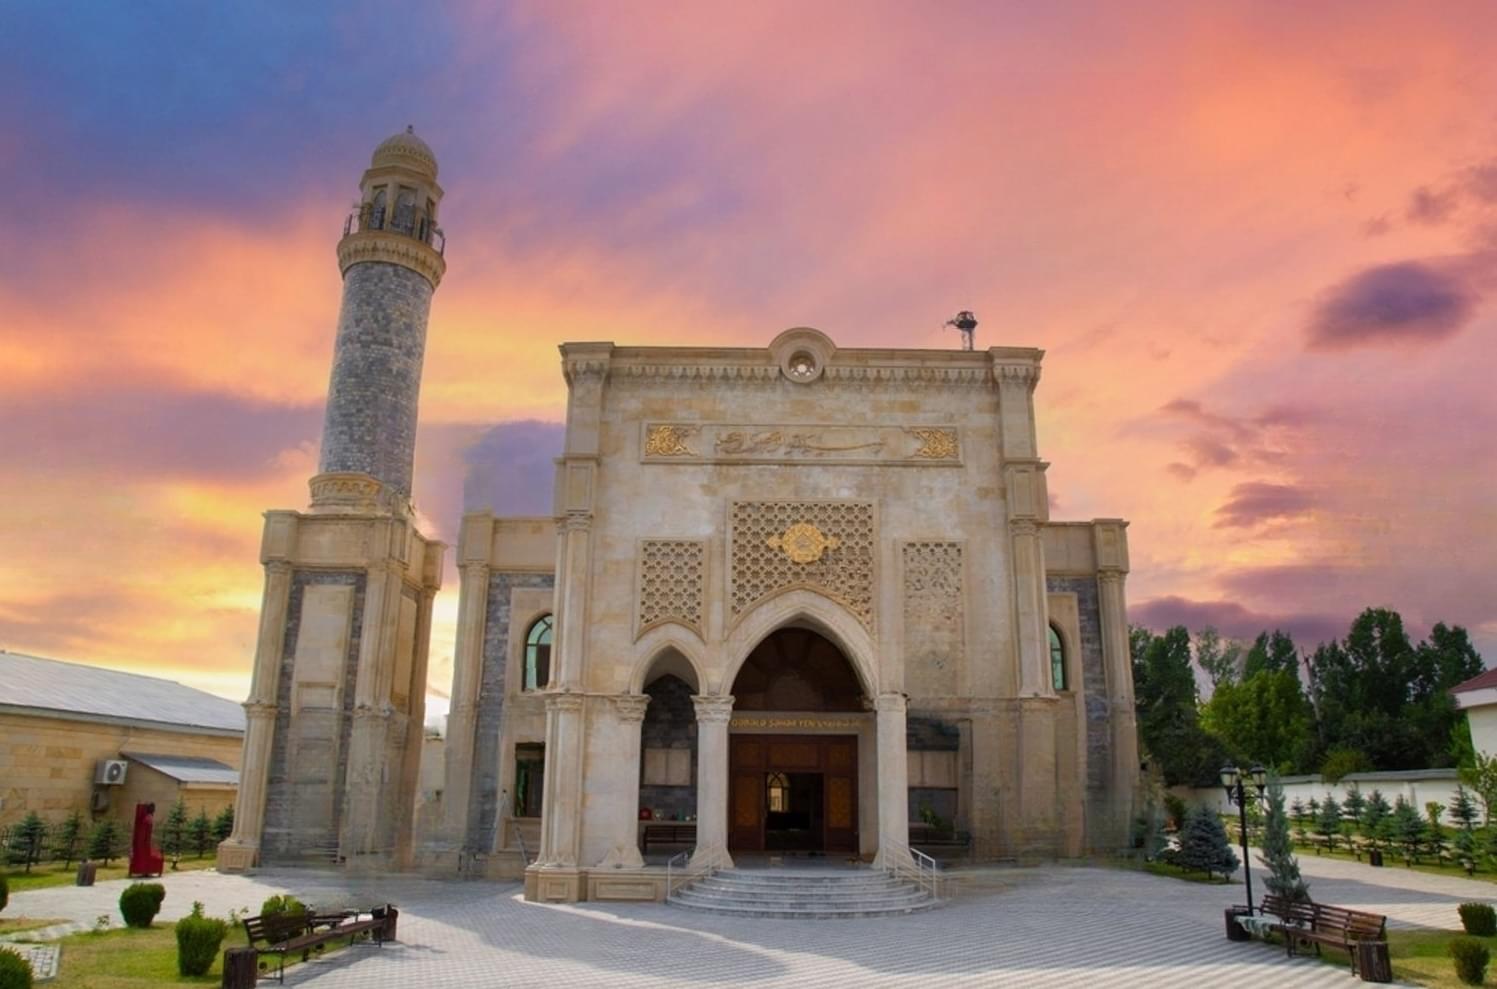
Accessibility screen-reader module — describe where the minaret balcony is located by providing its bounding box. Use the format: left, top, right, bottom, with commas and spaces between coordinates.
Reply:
338, 206, 448, 288
343, 205, 446, 255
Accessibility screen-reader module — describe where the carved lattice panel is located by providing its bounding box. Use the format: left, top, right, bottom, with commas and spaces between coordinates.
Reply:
637, 539, 705, 636
729, 501, 876, 631
902, 542, 964, 697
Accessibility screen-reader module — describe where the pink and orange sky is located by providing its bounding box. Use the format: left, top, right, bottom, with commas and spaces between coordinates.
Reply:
2, 2, 1494, 704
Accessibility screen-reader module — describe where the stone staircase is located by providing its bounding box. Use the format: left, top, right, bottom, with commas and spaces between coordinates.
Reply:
669, 867, 938, 919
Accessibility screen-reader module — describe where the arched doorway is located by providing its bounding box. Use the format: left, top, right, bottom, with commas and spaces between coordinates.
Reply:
727, 626, 866, 855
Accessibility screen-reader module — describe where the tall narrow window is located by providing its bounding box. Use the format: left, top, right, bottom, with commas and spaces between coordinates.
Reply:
766, 772, 790, 813
1049, 625, 1067, 692
525, 615, 553, 691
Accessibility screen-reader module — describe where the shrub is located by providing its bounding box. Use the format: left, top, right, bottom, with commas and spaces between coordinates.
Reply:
175, 901, 228, 977
0, 875, 8, 915
0, 947, 33, 989
260, 894, 306, 920
1460, 902, 1497, 937
119, 882, 166, 928
87, 820, 122, 865
1450, 936, 1491, 986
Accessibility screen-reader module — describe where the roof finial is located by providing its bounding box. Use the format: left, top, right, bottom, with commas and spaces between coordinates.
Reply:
405, 124, 415, 134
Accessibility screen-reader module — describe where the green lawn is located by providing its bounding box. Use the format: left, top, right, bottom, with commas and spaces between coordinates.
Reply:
0, 917, 67, 935
1291, 839, 1497, 885
1141, 860, 1234, 885
2, 857, 216, 893
1362, 929, 1494, 988
36, 926, 222, 988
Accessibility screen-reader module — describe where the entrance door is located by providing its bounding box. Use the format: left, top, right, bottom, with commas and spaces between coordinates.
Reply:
728, 734, 857, 853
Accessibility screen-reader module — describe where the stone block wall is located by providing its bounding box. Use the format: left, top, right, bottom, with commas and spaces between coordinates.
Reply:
467, 571, 554, 854
319, 261, 433, 498
261, 570, 365, 863
1046, 575, 1110, 829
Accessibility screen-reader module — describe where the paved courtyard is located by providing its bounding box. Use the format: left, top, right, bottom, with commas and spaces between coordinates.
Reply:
7, 852, 1485, 987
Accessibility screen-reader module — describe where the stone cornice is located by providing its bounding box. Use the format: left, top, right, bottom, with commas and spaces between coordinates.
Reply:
337, 230, 446, 288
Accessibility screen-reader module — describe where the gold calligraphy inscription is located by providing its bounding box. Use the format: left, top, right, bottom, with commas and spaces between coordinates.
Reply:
643, 424, 697, 457
906, 427, 959, 460
729, 716, 862, 730
715, 430, 885, 456
766, 522, 840, 564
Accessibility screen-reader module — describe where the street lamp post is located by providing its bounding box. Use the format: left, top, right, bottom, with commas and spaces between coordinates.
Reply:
1220, 764, 1268, 913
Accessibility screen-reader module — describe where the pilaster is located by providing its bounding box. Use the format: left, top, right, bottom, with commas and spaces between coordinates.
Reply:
439, 515, 494, 846
1094, 518, 1138, 848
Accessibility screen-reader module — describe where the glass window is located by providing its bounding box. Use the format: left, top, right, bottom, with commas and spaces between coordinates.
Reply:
766, 772, 789, 814
1049, 625, 1067, 692
524, 615, 553, 691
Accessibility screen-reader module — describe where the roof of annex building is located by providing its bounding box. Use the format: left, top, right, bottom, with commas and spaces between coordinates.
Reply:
122, 751, 240, 786
0, 650, 245, 736
1451, 668, 1497, 695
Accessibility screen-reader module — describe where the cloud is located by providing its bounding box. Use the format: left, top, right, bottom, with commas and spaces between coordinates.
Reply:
1152, 398, 1316, 475
1406, 185, 1459, 225
461, 420, 566, 515
1130, 595, 1345, 648
1213, 481, 1316, 528
1306, 260, 1478, 350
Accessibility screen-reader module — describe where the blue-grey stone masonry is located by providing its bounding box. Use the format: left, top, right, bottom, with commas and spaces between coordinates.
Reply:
262, 570, 365, 863
1047, 576, 1111, 811
319, 260, 433, 498
467, 570, 554, 854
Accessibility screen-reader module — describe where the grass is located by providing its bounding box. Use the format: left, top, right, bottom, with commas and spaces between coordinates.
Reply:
36, 926, 222, 988
1141, 860, 1234, 885
1290, 838, 1497, 885
0, 917, 68, 935
2, 857, 216, 893
1346, 928, 1494, 988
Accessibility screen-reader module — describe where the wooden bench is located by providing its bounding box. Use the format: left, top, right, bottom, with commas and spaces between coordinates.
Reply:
242, 908, 387, 983
1260, 894, 1388, 978
641, 823, 696, 853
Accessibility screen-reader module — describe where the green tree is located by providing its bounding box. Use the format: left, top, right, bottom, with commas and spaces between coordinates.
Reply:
1316, 793, 1342, 852
212, 805, 234, 844
1195, 627, 1243, 690
1133, 626, 1231, 785
51, 810, 84, 868
188, 811, 213, 859
1202, 668, 1313, 774
87, 819, 122, 865
1361, 790, 1393, 851
1391, 796, 1427, 864
1290, 797, 1306, 826
1342, 787, 1367, 828
1243, 630, 1301, 679
1452, 787, 1480, 873
1258, 776, 1309, 904
6, 813, 46, 872
1460, 752, 1497, 826
1427, 802, 1448, 862
1172, 805, 1240, 880
161, 799, 189, 869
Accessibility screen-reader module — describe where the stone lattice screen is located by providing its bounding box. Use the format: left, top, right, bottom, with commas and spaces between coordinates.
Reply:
729, 501, 876, 631
902, 541, 964, 696
637, 539, 706, 636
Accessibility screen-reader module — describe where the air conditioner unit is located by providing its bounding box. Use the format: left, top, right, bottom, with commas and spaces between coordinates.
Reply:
95, 759, 128, 786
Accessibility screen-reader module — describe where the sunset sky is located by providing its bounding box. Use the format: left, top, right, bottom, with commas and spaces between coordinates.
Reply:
2, 2, 1494, 705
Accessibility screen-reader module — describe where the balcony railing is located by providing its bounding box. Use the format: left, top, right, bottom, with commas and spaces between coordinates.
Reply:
343, 204, 446, 255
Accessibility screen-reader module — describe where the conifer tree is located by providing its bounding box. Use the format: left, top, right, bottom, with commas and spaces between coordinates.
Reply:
1362, 790, 1392, 851
1316, 793, 1342, 853
51, 809, 84, 868
6, 812, 46, 872
1174, 804, 1240, 880
1290, 797, 1306, 826
1257, 777, 1309, 903
161, 798, 189, 869
1426, 801, 1448, 862
1343, 787, 1366, 828
1391, 797, 1426, 865
87, 819, 122, 865
212, 805, 234, 844
1452, 786, 1480, 873
188, 810, 213, 858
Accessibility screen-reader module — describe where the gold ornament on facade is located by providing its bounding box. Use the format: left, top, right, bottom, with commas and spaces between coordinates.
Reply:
644, 424, 697, 457
906, 427, 959, 460
767, 522, 841, 564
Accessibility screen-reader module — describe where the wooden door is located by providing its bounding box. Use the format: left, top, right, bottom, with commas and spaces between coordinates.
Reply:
823, 737, 858, 853
729, 736, 765, 851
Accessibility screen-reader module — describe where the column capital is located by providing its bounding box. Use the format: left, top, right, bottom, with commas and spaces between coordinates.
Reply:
874, 692, 907, 714
611, 693, 651, 723
243, 701, 279, 719
546, 691, 586, 714
558, 512, 593, 534
1010, 518, 1041, 539
264, 560, 294, 579
692, 694, 735, 723
1097, 568, 1126, 587
460, 560, 490, 580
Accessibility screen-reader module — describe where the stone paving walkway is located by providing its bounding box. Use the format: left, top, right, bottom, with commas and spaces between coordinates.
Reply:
9, 853, 1488, 988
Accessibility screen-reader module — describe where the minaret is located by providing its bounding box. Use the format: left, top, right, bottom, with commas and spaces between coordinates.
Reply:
312, 125, 446, 514
218, 130, 446, 874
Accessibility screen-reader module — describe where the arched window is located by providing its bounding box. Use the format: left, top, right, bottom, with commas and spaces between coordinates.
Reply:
1049, 624, 1067, 692
524, 615, 553, 691
766, 772, 790, 813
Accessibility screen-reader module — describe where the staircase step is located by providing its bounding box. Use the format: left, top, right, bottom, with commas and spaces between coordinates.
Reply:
670, 868, 939, 919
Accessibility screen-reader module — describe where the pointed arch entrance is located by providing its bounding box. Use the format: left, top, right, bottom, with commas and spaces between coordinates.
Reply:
727, 626, 866, 855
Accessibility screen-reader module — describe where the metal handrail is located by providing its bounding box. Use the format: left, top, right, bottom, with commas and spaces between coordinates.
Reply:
665, 850, 719, 902
881, 838, 943, 901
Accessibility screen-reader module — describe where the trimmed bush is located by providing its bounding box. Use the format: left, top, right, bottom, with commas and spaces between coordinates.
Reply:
0, 947, 33, 989
0, 875, 9, 915
1451, 936, 1491, 986
260, 894, 306, 920
1461, 902, 1497, 937
119, 882, 166, 928
176, 901, 228, 977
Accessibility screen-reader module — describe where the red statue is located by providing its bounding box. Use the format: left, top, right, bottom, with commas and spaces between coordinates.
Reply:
128, 802, 163, 878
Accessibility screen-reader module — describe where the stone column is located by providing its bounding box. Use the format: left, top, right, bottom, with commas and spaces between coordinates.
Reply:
690, 695, 734, 870
1097, 567, 1139, 844
440, 558, 491, 844
1008, 516, 1054, 698
873, 692, 912, 867
597, 694, 650, 869
537, 692, 586, 868
342, 555, 400, 864
217, 556, 293, 872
